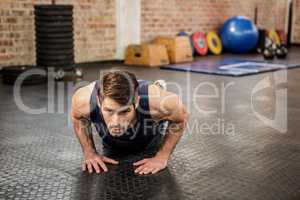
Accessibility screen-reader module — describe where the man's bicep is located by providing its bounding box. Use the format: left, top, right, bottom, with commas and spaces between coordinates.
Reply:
71, 88, 91, 121
71, 100, 92, 136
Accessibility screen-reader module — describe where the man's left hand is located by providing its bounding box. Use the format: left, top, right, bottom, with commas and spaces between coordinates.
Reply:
133, 156, 168, 175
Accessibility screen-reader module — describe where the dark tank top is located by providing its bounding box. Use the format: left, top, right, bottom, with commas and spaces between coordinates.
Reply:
90, 80, 164, 153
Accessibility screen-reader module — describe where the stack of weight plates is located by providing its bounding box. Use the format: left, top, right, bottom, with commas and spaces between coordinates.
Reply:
34, 5, 74, 68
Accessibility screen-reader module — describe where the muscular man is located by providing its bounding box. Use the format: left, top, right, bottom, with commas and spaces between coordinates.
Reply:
71, 71, 188, 175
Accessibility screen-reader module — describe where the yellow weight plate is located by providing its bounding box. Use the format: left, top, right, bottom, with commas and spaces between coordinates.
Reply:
207, 31, 222, 55
268, 30, 281, 45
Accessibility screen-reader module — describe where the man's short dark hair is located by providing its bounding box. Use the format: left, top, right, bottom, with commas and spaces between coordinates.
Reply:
99, 71, 139, 106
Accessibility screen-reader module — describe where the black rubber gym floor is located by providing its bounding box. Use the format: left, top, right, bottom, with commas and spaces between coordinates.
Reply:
1, 48, 300, 200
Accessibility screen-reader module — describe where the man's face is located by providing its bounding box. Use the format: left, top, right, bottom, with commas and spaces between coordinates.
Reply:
99, 97, 137, 137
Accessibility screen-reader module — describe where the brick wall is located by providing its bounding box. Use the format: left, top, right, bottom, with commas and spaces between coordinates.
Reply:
292, 0, 300, 43
141, 0, 289, 42
0, 0, 50, 66
256, 0, 289, 31
141, 0, 255, 42
58, 0, 116, 63
0, 0, 116, 67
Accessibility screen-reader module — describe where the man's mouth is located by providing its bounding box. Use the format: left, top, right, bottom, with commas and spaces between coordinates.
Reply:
110, 127, 124, 136
111, 128, 121, 133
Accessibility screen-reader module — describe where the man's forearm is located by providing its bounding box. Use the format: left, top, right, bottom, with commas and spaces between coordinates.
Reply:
73, 117, 96, 155
156, 121, 186, 159
78, 130, 96, 155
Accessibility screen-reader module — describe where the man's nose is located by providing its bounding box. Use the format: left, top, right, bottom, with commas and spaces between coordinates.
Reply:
111, 113, 120, 125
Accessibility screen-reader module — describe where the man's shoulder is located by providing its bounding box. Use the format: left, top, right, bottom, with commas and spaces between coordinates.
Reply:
71, 81, 96, 119
147, 84, 180, 120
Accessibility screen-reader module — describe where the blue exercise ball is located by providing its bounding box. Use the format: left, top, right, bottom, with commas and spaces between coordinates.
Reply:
220, 16, 259, 53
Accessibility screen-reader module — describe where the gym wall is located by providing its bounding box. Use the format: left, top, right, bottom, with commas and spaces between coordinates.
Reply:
141, 0, 290, 42
0, 0, 298, 66
256, 0, 289, 32
141, 0, 255, 42
292, 0, 300, 44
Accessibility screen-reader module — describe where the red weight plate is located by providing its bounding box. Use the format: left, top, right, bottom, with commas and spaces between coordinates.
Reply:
192, 32, 208, 56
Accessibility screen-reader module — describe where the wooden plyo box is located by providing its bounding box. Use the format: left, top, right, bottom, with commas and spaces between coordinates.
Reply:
153, 36, 193, 64
124, 44, 169, 67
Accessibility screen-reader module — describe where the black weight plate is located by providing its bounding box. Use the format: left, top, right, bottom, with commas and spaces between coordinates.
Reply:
37, 54, 74, 61
35, 5, 73, 8
36, 48, 74, 53
36, 33, 73, 39
36, 37, 73, 42
35, 26, 73, 33
36, 36, 73, 41
37, 62, 74, 67
35, 15, 73, 21
36, 48, 74, 55
35, 6, 73, 13
37, 58, 74, 64
35, 29, 73, 34
35, 22, 73, 27
37, 53, 74, 59
34, 10, 72, 17
35, 16, 73, 20
36, 43, 74, 48
37, 58, 74, 63
37, 55, 74, 61
36, 43, 74, 50
35, 5, 73, 10
36, 37, 74, 44
35, 21, 73, 27
34, 5, 73, 18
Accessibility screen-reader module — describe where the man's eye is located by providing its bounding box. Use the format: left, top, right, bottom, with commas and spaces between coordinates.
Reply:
105, 109, 113, 114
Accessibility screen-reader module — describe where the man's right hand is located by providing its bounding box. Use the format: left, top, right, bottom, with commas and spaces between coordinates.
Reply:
82, 152, 119, 173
